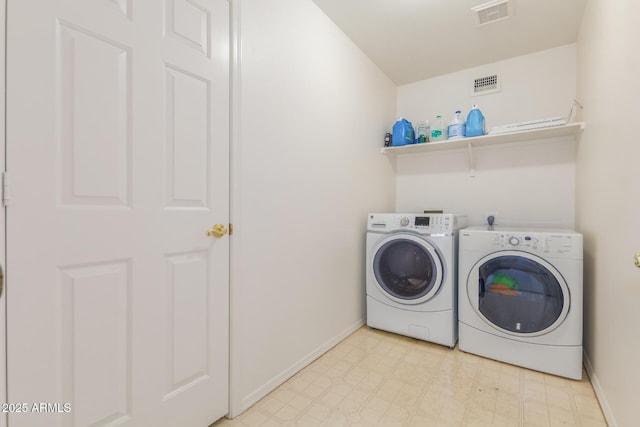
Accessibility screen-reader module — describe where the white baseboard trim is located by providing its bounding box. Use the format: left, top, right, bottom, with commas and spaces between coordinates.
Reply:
233, 319, 364, 418
583, 351, 617, 427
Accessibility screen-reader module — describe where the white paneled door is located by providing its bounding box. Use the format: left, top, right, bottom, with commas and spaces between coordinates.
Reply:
5, 1, 230, 426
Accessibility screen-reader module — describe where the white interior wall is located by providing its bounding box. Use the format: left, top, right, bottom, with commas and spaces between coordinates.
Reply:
397, 44, 577, 132
230, 0, 396, 416
395, 45, 577, 227
576, 2, 640, 426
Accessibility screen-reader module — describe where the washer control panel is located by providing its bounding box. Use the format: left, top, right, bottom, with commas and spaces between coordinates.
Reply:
368, 213, 468, 233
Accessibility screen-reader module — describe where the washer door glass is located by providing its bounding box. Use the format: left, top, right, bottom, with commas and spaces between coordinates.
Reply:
373, 236, 441, 302
477, 255, 566, 334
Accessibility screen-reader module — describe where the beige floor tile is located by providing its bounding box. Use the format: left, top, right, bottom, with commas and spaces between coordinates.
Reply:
550, 419, 576, 427
417, 395, 442, 416
547, 404, 576, 426
545, 383, 571, 398
272, 388, 297, 403
287, 377, 311, 393
342, 349, 367, 364
491, 412, 521, 427
523, 416, 551, 427
313, 375, 333, 389
320, 391, 346, 408
494, 396, 520, 419
465, 405, 496, 424
392, 392, 420, 410
288, 394, 313, 411
580, 415, 609, 427
306, 403, 332, 422
210, 418, 235, 426
497, 371, 520, 392
322, 411, 348, 427
357, 407, 385, 424
345, 389, 369, 405
385, 403, 411, 421
335, 399, 361, 415
257, 396, 286, 415
274, 404, 300, 421
304, 383, 328, 398
363, 396, 390, 415
375, 385, 401, 402
258, 419, 284, 427
570, 378, 597, 396
574, 394, 606, 419
376, 415, 406, 427
438, 402, 467, 425
523, 380, 547, 397
406, 413, 440, 426
296, 414, 322, 427
234, 409, 269, 426
216, 327, 607, 427
468, 389, 499, 412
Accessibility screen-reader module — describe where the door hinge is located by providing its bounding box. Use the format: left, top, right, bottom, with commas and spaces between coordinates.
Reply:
2, 171, 8, 207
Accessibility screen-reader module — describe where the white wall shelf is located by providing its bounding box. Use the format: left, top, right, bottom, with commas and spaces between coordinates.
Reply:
381, 122, 585, 176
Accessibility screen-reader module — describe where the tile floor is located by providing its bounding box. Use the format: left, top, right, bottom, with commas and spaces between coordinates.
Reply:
213, 327, 607, 427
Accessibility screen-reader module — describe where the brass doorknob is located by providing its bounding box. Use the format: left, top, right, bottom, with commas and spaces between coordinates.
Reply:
635, 253, 640, 268
207, 224, 228, 238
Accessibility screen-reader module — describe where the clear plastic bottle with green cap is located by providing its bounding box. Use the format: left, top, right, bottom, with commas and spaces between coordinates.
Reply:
430, 115, 447, 142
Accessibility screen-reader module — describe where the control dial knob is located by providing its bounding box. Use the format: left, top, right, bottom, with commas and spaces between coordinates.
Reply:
509, 237, 520, 246
400, 217, 410, 226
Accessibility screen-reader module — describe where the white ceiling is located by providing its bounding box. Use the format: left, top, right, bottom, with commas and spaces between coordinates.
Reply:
312, 0, 587, 85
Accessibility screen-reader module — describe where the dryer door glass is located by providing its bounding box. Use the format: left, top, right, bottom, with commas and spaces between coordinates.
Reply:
478, 256, 564, 333
373, 239, 438, 300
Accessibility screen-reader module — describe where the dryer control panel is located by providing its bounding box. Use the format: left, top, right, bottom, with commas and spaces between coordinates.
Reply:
495, 233, 582, 258
460, 227, 583, 260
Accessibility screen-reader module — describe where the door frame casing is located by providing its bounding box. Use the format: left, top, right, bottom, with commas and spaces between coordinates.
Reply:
0, 0, 6, 425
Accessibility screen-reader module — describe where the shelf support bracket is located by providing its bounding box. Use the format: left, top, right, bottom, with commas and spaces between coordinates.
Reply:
467, 142, 476, 177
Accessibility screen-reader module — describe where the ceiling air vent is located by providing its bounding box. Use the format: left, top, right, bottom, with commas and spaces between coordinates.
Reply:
472, 74, 501, 96
472, 0, 514, 26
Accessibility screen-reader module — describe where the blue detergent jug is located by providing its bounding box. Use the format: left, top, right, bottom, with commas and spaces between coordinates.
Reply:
466, 105, 485, 137
392, 118, 415, 146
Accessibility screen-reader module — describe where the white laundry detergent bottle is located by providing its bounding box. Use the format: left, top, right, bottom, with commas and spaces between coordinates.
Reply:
447, 110, 466, 139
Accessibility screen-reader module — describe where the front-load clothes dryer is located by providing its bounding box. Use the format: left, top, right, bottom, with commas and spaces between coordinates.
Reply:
366, 213, 467, 348
458, 226, 583, 379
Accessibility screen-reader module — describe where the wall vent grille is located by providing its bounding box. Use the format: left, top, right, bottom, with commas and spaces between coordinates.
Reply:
472, 0, 514, 26
472, 74, 500, 96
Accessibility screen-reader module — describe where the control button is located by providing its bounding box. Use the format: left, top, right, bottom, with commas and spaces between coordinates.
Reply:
400, 217, 410, 226
509, 237, 520, 246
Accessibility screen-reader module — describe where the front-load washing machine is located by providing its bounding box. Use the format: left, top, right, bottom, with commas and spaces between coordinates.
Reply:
458, 226, 583, 379
366, 213, 467, 347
